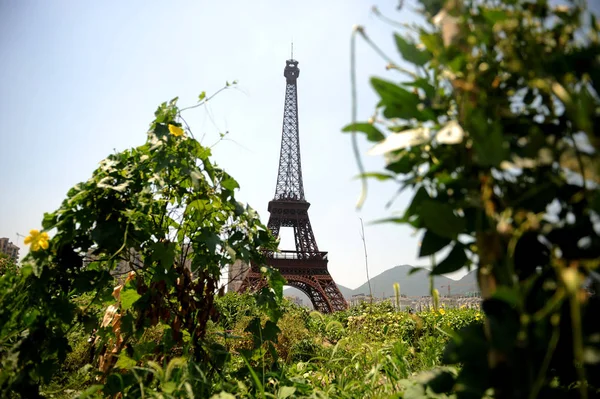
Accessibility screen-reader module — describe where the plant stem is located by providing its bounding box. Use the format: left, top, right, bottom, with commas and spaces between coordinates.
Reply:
359, 218, 373, 304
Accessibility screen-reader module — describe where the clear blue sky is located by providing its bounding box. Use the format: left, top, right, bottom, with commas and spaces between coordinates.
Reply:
0, 0, 485, 288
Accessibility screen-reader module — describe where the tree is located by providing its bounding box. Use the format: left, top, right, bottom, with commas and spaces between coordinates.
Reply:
0, 93, 281, 397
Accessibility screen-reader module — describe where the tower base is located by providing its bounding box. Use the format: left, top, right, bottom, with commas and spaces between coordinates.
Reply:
238, 255, 347, 313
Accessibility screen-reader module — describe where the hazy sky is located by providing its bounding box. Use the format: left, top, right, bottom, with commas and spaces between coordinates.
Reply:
0, 0, 509, 289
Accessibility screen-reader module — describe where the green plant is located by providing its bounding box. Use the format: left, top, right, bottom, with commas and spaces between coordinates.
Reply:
0, 89, 282, 397
350, 0, 600, 397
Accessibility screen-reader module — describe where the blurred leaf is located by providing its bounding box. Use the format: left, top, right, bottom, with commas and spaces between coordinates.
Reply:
403, 78, 436, 100
420, 200, 465, 239
385, 153, 414, 174
491, 286, 520, 309
342, 122, 385, 142
432, 244, 467, 275
355, 172, 396, 181
420, 230, 453, 257
120, 288, 141, 311
278, 386, 297, 399
115, 353, 136, 370
414, 367, 457, 393
394, 34, 432, 66
468, 112, 507, 166
371, 78, 434, 121
262, 320, 281, 342
406, 186, 430, 216
409, 266, 428, 275
161, 382, 177, 394
370, 217, 409, 225
583, 345, 600, 365
482, 9, 509, 24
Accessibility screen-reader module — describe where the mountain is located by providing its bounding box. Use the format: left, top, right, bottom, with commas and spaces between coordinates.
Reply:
282, 265, 479, 307
351, 265, 478, 298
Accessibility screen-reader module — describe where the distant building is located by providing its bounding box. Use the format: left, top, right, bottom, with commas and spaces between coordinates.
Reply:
228, 260, 249, 293
349, 293, 374, 307
0, 238, 19, 262
83, 243, 195, 281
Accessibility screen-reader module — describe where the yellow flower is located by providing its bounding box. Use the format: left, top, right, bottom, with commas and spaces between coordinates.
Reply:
24, 229, 50, 251
439, 308, 446, 315
168, 124, 184, 137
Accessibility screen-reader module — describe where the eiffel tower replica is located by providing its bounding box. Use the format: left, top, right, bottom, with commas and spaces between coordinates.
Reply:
238, 56, 347, 313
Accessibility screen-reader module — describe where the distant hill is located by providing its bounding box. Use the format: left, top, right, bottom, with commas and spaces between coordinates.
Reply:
283, 265, 478, 308
351, 265, 478, 298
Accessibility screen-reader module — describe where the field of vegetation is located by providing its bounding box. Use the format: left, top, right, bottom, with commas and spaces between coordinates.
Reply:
36, 292, 482, 399
2, 0, 600, 397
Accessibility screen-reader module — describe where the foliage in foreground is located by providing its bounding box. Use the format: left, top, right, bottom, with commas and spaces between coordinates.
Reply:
349, 0, 600, 397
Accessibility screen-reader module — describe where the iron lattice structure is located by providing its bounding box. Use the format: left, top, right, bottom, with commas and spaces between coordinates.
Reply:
239, 58, 347, 313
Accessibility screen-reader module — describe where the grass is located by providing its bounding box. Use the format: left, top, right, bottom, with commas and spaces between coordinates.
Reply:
41, 295, 483, 398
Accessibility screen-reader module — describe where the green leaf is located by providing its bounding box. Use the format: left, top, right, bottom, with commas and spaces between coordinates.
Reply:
468, 111, 507, 166
408, 266, 427, 276
403, 78, 435, 100
394, 34, 432, 66
221, 177, 240, 191
278, 386, 297, 399
482, 9, 509, 24
420, 200, 465, 239
198, 91, 206, 101
491, 286, 520, 308
161, 382, 177, 394
419, 230, 453, 257
370, 78, 433, 121
432, 244, 467, 275
115, 353, 137, 370
355, 172, 396, 181
197, 230, 221, 253
406, 186, 430, 216
370, 217, 409, 225
472, 130, 506, 166
419, 33, 442, 55
120, 288, 141, 311
23, 309, 40, 326
385, 154, 414, 174
262, 320, 281, 342
342, 122, 385, 142
414, 367, 457, 394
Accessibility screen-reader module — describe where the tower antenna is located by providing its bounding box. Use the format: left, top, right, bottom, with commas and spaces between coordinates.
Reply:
291, 41, 294, 60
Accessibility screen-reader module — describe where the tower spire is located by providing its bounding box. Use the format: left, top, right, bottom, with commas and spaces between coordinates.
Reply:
291, 41, 293, 60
